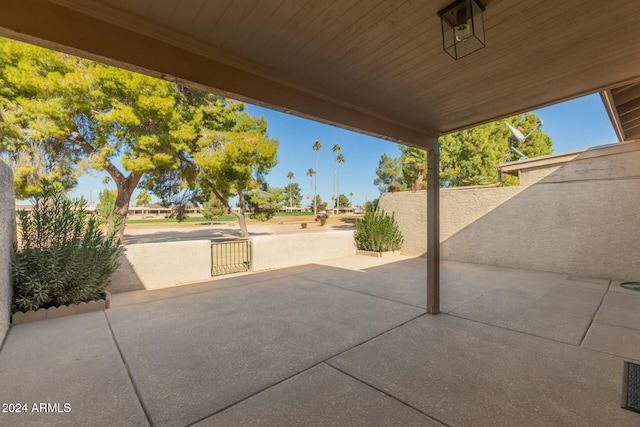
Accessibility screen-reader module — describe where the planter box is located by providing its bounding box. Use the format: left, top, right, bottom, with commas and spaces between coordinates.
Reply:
11, 291, 111, 325
356, 250, 401, 258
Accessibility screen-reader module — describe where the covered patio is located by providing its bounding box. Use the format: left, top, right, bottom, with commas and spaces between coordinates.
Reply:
1, 255, 637, 426
2, 0, 640, 317
1, 1, 640, 425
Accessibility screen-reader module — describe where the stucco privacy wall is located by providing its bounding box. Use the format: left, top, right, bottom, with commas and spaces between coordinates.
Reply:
0, 161, 15, 343
378, 179, 640, 281
252, 230, 355, 271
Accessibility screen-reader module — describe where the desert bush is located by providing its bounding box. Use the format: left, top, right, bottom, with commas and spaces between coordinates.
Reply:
12, 180, 120, 313
354, 206, 403, 252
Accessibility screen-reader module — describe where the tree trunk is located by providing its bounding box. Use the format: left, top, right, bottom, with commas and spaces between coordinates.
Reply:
336, 163, 341, 214
314, 153, 319, 215
414, 166, 425, 191
72, 137, 140, 243
211, 188, 248, 237
111, 172, 143, 242
236, 190, 249, 237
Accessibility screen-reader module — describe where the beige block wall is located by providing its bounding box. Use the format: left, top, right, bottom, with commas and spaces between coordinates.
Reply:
377, 192, 429, 255
0, 161, 15, 343
252, 230, 355, 271
378, 179, 640, 281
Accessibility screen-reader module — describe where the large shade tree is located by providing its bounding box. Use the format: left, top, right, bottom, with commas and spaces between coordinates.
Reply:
374, 153, 404, 193
439, 112, 552, 187
374, 113, 553, 191
0, 37, 272, 239
194, 114, 279, 236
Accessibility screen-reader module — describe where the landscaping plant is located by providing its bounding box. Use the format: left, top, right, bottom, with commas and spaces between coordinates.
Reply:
354, 206, 404, 252
12, 181, 121, 313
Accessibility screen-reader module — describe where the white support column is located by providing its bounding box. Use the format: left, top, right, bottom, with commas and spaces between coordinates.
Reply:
427, 147, 440, 314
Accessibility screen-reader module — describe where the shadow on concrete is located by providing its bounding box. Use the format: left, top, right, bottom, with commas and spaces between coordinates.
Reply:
107, 250, 145, 293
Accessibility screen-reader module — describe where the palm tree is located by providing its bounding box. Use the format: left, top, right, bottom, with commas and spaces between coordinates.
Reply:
332, 143, 341, 213
306, 168, 315, 210
287, 171, 294, 208
336, 152, 345, 214
312, 140, 322, 215
349, 192, 354, 207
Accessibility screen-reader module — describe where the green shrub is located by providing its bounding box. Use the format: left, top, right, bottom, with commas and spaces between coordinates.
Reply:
201, 196, 226, 223
12, 181, 121, 313
354, 206, 404, 252
249, 206, 276, 222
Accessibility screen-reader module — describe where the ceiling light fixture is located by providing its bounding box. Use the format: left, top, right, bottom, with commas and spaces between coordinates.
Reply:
438, 0, 485, 60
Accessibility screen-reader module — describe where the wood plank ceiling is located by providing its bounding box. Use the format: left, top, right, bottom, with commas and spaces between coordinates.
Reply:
2, 0, 640, 147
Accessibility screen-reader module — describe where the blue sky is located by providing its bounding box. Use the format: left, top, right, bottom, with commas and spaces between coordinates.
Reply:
69, 92, 617, 207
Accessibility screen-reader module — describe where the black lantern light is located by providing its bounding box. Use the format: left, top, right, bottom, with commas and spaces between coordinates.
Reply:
438, 0, 485, 60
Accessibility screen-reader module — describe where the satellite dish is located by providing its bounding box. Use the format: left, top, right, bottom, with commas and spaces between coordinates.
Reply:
505, 122, 525, 143
504, 117, 544, 160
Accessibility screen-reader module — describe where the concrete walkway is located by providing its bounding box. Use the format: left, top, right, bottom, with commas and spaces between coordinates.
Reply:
0, 256, 638, 426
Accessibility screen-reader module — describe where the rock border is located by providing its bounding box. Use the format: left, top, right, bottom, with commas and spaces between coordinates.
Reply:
11, 291, 111, 325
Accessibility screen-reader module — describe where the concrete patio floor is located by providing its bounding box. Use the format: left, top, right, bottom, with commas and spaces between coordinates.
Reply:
0, 255, 638, 426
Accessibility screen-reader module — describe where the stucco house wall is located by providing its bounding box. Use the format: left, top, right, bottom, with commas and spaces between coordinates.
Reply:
0, 161, 15, 344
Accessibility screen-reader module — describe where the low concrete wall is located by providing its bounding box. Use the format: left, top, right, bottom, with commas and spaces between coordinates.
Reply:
123, 240, 212, 290
106, 252, 145, 294
252, 230, 355, 271
0, 161, 15, 343
116, 231, 356, 290
378, 179, 640, 281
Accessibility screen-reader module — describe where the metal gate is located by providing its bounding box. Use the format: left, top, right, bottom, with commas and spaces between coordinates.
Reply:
211, 239, 251, 276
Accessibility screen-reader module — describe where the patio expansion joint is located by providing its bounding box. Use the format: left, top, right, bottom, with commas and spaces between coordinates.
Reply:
0, 324, 11, 354
186, 312, 428, 426
592, 321, 640, 333
578, 281, 610, 347
103, 311, 155, 427
324, 363, 451, 427
442, 311, 640, 364
444, 312, 585, 348
287, 274, 427, 310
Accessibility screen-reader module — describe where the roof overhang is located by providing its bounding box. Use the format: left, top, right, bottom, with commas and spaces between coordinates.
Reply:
2, 0, 640, 148
601, 82, 640, 142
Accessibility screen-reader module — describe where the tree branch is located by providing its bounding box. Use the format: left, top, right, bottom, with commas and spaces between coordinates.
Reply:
127, 171, 144, 192
211, 188, 232, 214
64, 136, 125, 183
